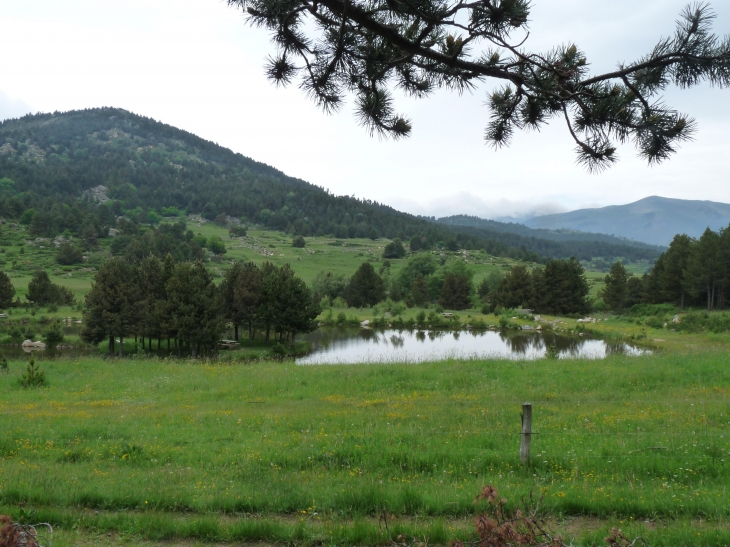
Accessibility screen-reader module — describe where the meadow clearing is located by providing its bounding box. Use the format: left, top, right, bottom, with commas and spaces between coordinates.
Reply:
2, 349, 730, 546
3, 219, 728, 546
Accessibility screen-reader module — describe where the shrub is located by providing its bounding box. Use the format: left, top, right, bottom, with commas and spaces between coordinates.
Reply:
645, 316, 665, 329
292, 235, 306, 248
229, 225, 247, 237
390, 302, 406, 317
22, 329, 35, 340
545, 345, 560, 359
18, 358, 45, 388
56, 242, 84, 265
382, 238, 406, 259
332, 296, 348, 308
0, 356, 7, 373
471, 318, 487, 329
44, 321, 65, 347
207, 236, 227, 255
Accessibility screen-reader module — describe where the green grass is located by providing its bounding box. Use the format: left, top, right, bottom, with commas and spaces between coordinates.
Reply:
2, 351, 730, 544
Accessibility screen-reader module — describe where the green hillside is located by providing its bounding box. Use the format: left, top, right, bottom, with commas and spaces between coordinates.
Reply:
0, 108, 658, 262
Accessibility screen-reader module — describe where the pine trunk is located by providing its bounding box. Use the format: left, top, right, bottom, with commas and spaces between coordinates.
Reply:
109, 333, 115, 356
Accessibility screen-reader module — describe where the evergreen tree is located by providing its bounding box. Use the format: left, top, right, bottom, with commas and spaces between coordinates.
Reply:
438, 273, 472, 310
227, 0, 729, 170
408, 273, 430, 307
545, 257, 589, 316
382, 239, 406, 259
27, 270, 74, 306
164, 261, 224, 356
56, 241, 83, 265
662, 234, 692, 308
683, 228, 722, 311
234, 261, 264, 341
626, 276, 645, 309
529, 267, 548, 312
644, 253, 666, 304
220, 261, 246, 340
346, 262, 386, 308
138, 255, 166, 349
494, 265, 532, 310
0, 271, 15, 309
257, 262, 284, 345
603, 262, 629, 312
81, 257, 140, 356
278, 271, 321, 343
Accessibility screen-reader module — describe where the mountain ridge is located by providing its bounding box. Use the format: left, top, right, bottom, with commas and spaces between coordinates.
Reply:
0, 107, 660, 262
436, 214, 664, 251
523, 196, 730, 246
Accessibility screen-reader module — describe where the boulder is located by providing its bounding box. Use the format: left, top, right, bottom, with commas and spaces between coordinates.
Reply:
22, 340, 46, 349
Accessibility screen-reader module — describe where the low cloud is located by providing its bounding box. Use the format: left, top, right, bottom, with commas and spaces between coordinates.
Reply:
0, 91, 34, 122
388, 192, 570, 222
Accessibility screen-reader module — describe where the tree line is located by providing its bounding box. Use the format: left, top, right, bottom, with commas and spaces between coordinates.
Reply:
483, 259, 590, 316
603, 226, 730, 312
313, 253, 478, 311
81, 256, 320, 356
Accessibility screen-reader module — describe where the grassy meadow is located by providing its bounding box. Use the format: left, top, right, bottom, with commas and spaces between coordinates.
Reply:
4, 218, 730, 545
3, 351, 730, 546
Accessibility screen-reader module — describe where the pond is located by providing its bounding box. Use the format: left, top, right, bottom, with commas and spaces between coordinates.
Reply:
297, 327, 648, 365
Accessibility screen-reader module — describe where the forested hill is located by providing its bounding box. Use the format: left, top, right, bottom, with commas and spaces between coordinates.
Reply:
0, 108, 657, 262
437, 215, 664, 250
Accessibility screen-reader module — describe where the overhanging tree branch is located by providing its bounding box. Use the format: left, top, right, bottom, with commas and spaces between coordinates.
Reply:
227, 0, 730, 171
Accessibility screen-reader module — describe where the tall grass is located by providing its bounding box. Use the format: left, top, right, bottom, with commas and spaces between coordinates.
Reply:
2, 351, 730, 542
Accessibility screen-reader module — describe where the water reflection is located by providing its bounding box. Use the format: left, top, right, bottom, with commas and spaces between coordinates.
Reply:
298, 327, 648, 365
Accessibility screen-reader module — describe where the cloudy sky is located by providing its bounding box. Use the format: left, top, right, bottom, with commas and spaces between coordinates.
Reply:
2, 0, 729, 219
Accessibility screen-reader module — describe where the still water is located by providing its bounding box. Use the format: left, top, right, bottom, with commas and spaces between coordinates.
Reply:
297, 327, 648, 365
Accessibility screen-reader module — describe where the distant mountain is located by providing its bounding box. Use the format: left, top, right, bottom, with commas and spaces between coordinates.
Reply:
524, 196, 730, 246
437, 215, 663, 250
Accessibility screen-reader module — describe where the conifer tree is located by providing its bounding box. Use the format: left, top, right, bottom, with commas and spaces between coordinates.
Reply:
683, 228, 722, 311
220, 261, 246, 340
662, 234, 692, 308
494, 265, 532, 310
164, 261, 224, 356
346, 262, 386, 307
138, 255, 166, 349
438, 273, 472, 310
409, 273, 430, 306
603, 261, 629, 312
227, 0, 730, 170
0, 271, 15, 309
234, 261, 264, 341
81, 257, 140, 356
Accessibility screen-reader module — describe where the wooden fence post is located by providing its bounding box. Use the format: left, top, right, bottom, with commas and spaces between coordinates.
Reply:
520, 403, 532, 465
